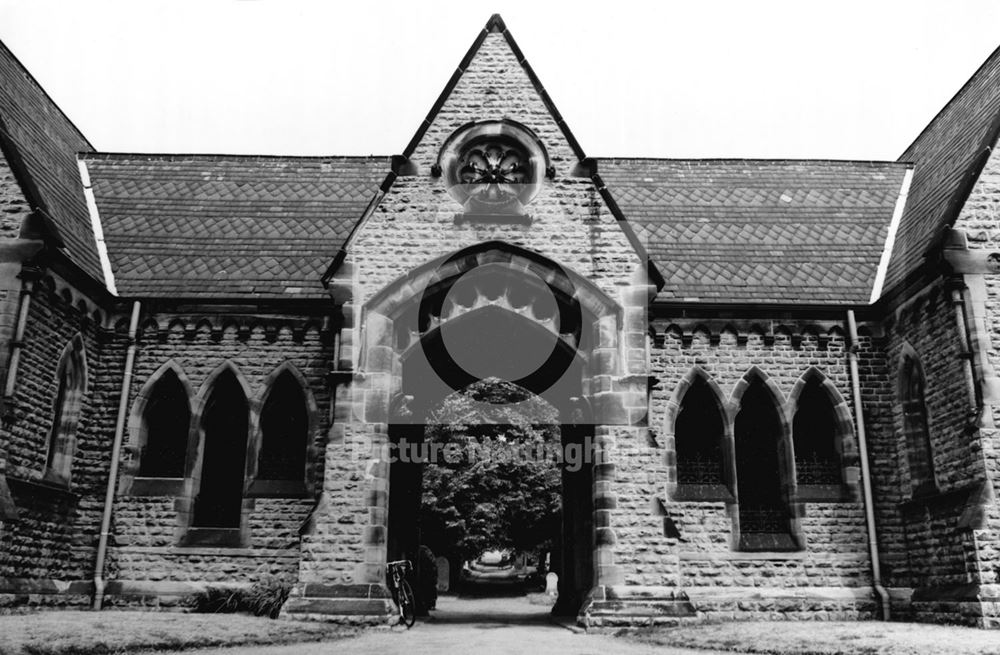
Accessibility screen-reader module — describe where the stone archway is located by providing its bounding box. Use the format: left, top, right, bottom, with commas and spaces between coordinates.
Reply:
282, 241, 651, 625
356, 242, 625, 622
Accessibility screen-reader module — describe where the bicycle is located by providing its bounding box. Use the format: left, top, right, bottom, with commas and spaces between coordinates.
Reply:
386, 559, 416, 628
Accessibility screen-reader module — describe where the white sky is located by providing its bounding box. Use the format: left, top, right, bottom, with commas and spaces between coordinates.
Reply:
1, 0, 998, 160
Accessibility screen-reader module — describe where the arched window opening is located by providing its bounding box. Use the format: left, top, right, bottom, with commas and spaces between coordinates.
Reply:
193, 372, 249, 528
46, 369, 71, 470
258, 372, 308, 482
675, 378, 726, 486
138, 370, 190, 478
792, 379, 841, 485
735, 379, 794, 550
901, 356, 936, 495
44, 335, 87, 484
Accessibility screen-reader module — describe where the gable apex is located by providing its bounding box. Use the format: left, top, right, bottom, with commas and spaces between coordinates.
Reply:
401, 14, 586, 163
485, 13, 506, 33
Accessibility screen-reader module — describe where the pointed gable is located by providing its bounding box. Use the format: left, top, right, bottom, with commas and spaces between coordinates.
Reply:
338, 15, 654, 304
0, 40, 101, 282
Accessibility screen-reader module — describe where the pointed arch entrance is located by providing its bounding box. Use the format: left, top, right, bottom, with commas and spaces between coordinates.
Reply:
358, 242, 625, 619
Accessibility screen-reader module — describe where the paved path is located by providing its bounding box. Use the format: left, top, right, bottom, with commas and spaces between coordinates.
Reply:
166, 596, 722, 655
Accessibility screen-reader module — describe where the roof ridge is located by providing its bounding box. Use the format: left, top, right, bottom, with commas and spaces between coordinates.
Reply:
82, 152, 393, 161
400, 13, 586, 160
597, 157, 908, 166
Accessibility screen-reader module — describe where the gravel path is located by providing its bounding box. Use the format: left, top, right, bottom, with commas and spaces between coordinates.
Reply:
161, 596, 723, 655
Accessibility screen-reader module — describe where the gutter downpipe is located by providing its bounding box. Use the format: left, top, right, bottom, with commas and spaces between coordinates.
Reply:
93, 300, 140, 610
3, 270, 38, 400
950, 284, 984, 421
847, 309, 890, 621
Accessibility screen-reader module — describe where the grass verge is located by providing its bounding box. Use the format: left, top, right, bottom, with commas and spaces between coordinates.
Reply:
0, 611, 356, 655
620, 620, 1000, 655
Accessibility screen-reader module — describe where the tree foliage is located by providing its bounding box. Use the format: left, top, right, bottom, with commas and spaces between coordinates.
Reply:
419, 378, 562, 562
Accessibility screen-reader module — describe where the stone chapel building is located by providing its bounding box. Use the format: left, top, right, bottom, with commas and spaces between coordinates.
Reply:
1, 14, 1000, 628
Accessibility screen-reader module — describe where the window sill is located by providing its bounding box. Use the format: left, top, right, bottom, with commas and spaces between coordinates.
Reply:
671, 483, 734, 502
796, 484, 853, 503
7, 475, 79, 502
246, 479, 310, 498
128, 477, 185, 496
738, 532, 800, 552
908, 479, 941, 500
899, 481, 981, 514
40, 467, 71, 489
179, 528, 247, 548
0, 473, 16, 520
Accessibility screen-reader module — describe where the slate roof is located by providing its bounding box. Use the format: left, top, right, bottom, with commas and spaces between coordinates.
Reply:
1, 17, 996, 306
84, 154, 390, 298
599, 159, 910, 304
0, 41, 101, 281
85, 154, 907, 304
885, 45, 1000, 293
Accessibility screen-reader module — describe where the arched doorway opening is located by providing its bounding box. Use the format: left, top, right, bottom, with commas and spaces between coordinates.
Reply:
386, 375, 594, 619
386, 306, 595, 618
409, 379, 569, 610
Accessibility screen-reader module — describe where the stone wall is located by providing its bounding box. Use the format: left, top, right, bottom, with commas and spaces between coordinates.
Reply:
0, 154, 29, 239
105, 307, 337, 605
344, 31, 643, 322
0, 271, 118, 608
0, 150, 37, 545
926, 142, 1000, 627
639, 318, 876, 621
0, 286, 344, 608
876, 279, 985, 621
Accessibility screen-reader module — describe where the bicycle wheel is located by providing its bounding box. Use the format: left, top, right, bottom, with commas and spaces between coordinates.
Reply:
398, 578, 417, 628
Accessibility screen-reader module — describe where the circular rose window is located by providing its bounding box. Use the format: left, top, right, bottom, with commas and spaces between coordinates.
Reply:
437, 120, 549, 215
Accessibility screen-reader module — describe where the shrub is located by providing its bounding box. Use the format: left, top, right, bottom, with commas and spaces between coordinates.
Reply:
190, 586, 243, 614
190, 577, 293, 619
243, 577, 293, 619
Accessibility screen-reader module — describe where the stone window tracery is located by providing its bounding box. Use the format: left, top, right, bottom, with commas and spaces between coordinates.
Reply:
675, 378, 726, 486
792, 379, 841, 486
735, 378, 796, 551
900, 354, 937, 496
43, 334, 87, 486
437, 120, 549, 219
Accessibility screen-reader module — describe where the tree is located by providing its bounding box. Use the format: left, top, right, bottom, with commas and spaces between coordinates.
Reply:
419, 378, 562, 564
